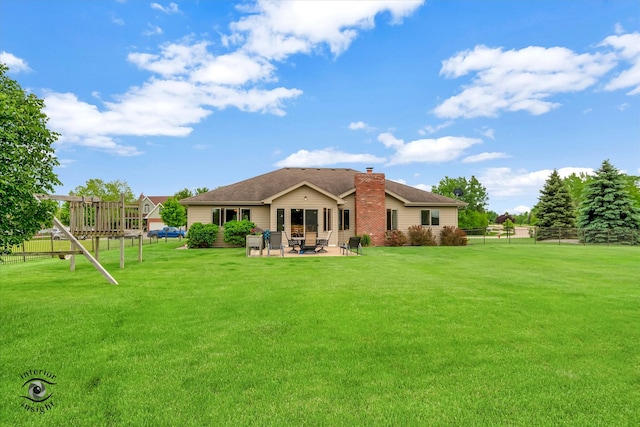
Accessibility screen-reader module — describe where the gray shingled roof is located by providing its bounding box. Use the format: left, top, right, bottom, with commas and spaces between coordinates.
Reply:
181, 168, 465, 206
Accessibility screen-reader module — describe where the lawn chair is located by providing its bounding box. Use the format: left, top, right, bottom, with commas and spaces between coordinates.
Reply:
284, 230, 300, 253
301, 231, 318, 253
316, 230, 332, 253
341, 236, 362, 256
268, 231, 285, 257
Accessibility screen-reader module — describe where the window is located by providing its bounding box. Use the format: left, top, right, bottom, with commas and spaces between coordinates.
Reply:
276, 209, 284, 231
432, 209, 440, 226
212, 208, 221, 226
291, 209, 304, 237
224, 208, 238, 223
421, 210, 430, 226
305, 209, 318, 232
144, 203, 150, 213
323, 208, 332, 231
339, 209, 350, 231
386, 209, 398, 230
241, 208, 251, 221
420, 209, 440, 226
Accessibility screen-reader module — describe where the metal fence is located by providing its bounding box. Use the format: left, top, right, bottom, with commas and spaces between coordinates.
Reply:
0, 235, 165, 265
462, 227, 640, 246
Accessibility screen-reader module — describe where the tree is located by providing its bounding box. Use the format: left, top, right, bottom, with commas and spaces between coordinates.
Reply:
160, 197, 187, 228
432, 175, 489, 229
72, 178, 135, 202
174, 188, 193, 201
195, 187, 210, 194
1, 64, 61, 249
563, 172, 592, 210
535, 169, 576, 240
433, 175, 488, 212
58, 178, 136, 226
577, 160, 640, 244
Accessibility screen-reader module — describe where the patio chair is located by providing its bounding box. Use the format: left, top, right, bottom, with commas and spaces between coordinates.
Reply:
301, 231, 318, 253
267, 231, 285, 257
341, 236, 362, 256
283, 230, 300, 253
315, 230, 332, 253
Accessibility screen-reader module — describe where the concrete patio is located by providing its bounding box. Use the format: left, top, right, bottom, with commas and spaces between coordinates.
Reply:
247, 245, 359, 257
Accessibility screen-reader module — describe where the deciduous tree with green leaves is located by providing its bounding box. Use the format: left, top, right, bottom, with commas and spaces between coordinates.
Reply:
160, 197, 187, 228
535, 169, 576, 240
1, 64, 61, 249
58, 178, 136, 225
72, 178, 136, 202
577, 160, 640, 244
432, 175, 489, 229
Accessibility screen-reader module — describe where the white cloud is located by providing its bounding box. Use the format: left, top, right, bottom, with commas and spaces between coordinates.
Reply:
230, 0, 424, 60
143, 24, 163, 36
45, 39, 303, 155
478, 167, 595, 200
42, 1, 425, 157
512, 205, 531, 214
112, 16, 124, 26
480, 127, 495, 139
462, 152, 510, 163
274, 148, 386, 167
618, 102, 630, 111
389, 178, 432, 192
434, 44, 617, 118
413, 183, 432, 192
55, 159, 76, 169
601, 32, 640, 95
193, 144, 208, 150
128, 41, 210, 76
191, 52, 275, 85
378, 132, 482, 165
0, 51, 32, 73
419, 120, 453, 135
151, 2, 180, 15
348, 121, 374, 131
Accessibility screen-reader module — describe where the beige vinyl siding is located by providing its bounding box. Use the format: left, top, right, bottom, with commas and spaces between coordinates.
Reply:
186, 205, 271, 248
385, 195, 460, 240
337, 193, 355, 246
187, 206, 213, 227
247, 206, 270, 230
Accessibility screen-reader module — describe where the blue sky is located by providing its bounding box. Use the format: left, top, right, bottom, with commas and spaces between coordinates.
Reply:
1, 0, 638, 214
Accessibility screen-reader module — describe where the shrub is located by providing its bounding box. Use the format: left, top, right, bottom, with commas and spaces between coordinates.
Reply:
407, 225, 437, 246
186, 222, 219, 248
440, 226, 468, 246
359, 234, 371, 247
223, 219, 256, 246
385, 229, 407, 247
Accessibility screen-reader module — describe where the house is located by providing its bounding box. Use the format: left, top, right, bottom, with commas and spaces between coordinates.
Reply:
180, 167, 466, 247
139, 195, 171, 231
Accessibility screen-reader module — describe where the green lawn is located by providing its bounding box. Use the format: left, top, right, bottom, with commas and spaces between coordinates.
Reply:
1, 242, 638, 425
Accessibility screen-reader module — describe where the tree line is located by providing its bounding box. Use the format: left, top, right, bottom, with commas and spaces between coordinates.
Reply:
2, 63, 638, 247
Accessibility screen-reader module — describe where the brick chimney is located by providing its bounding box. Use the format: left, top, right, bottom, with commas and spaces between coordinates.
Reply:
354, 168, 386, 246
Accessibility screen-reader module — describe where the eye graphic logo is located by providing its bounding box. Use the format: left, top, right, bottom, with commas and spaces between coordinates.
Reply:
19, 370, 57, 413
21, 378, 55, 403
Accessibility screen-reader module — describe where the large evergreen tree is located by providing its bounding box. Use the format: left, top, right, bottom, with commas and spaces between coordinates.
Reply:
1, 64, 61, 250
576, 160, 640, 244
535, 169, 576, 240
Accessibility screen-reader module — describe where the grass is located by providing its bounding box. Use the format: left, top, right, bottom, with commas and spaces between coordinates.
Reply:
1, 242, 638, 425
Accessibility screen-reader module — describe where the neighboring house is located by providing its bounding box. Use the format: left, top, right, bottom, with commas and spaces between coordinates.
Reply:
139, 195, 170, 231
180, 167, 466, 247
